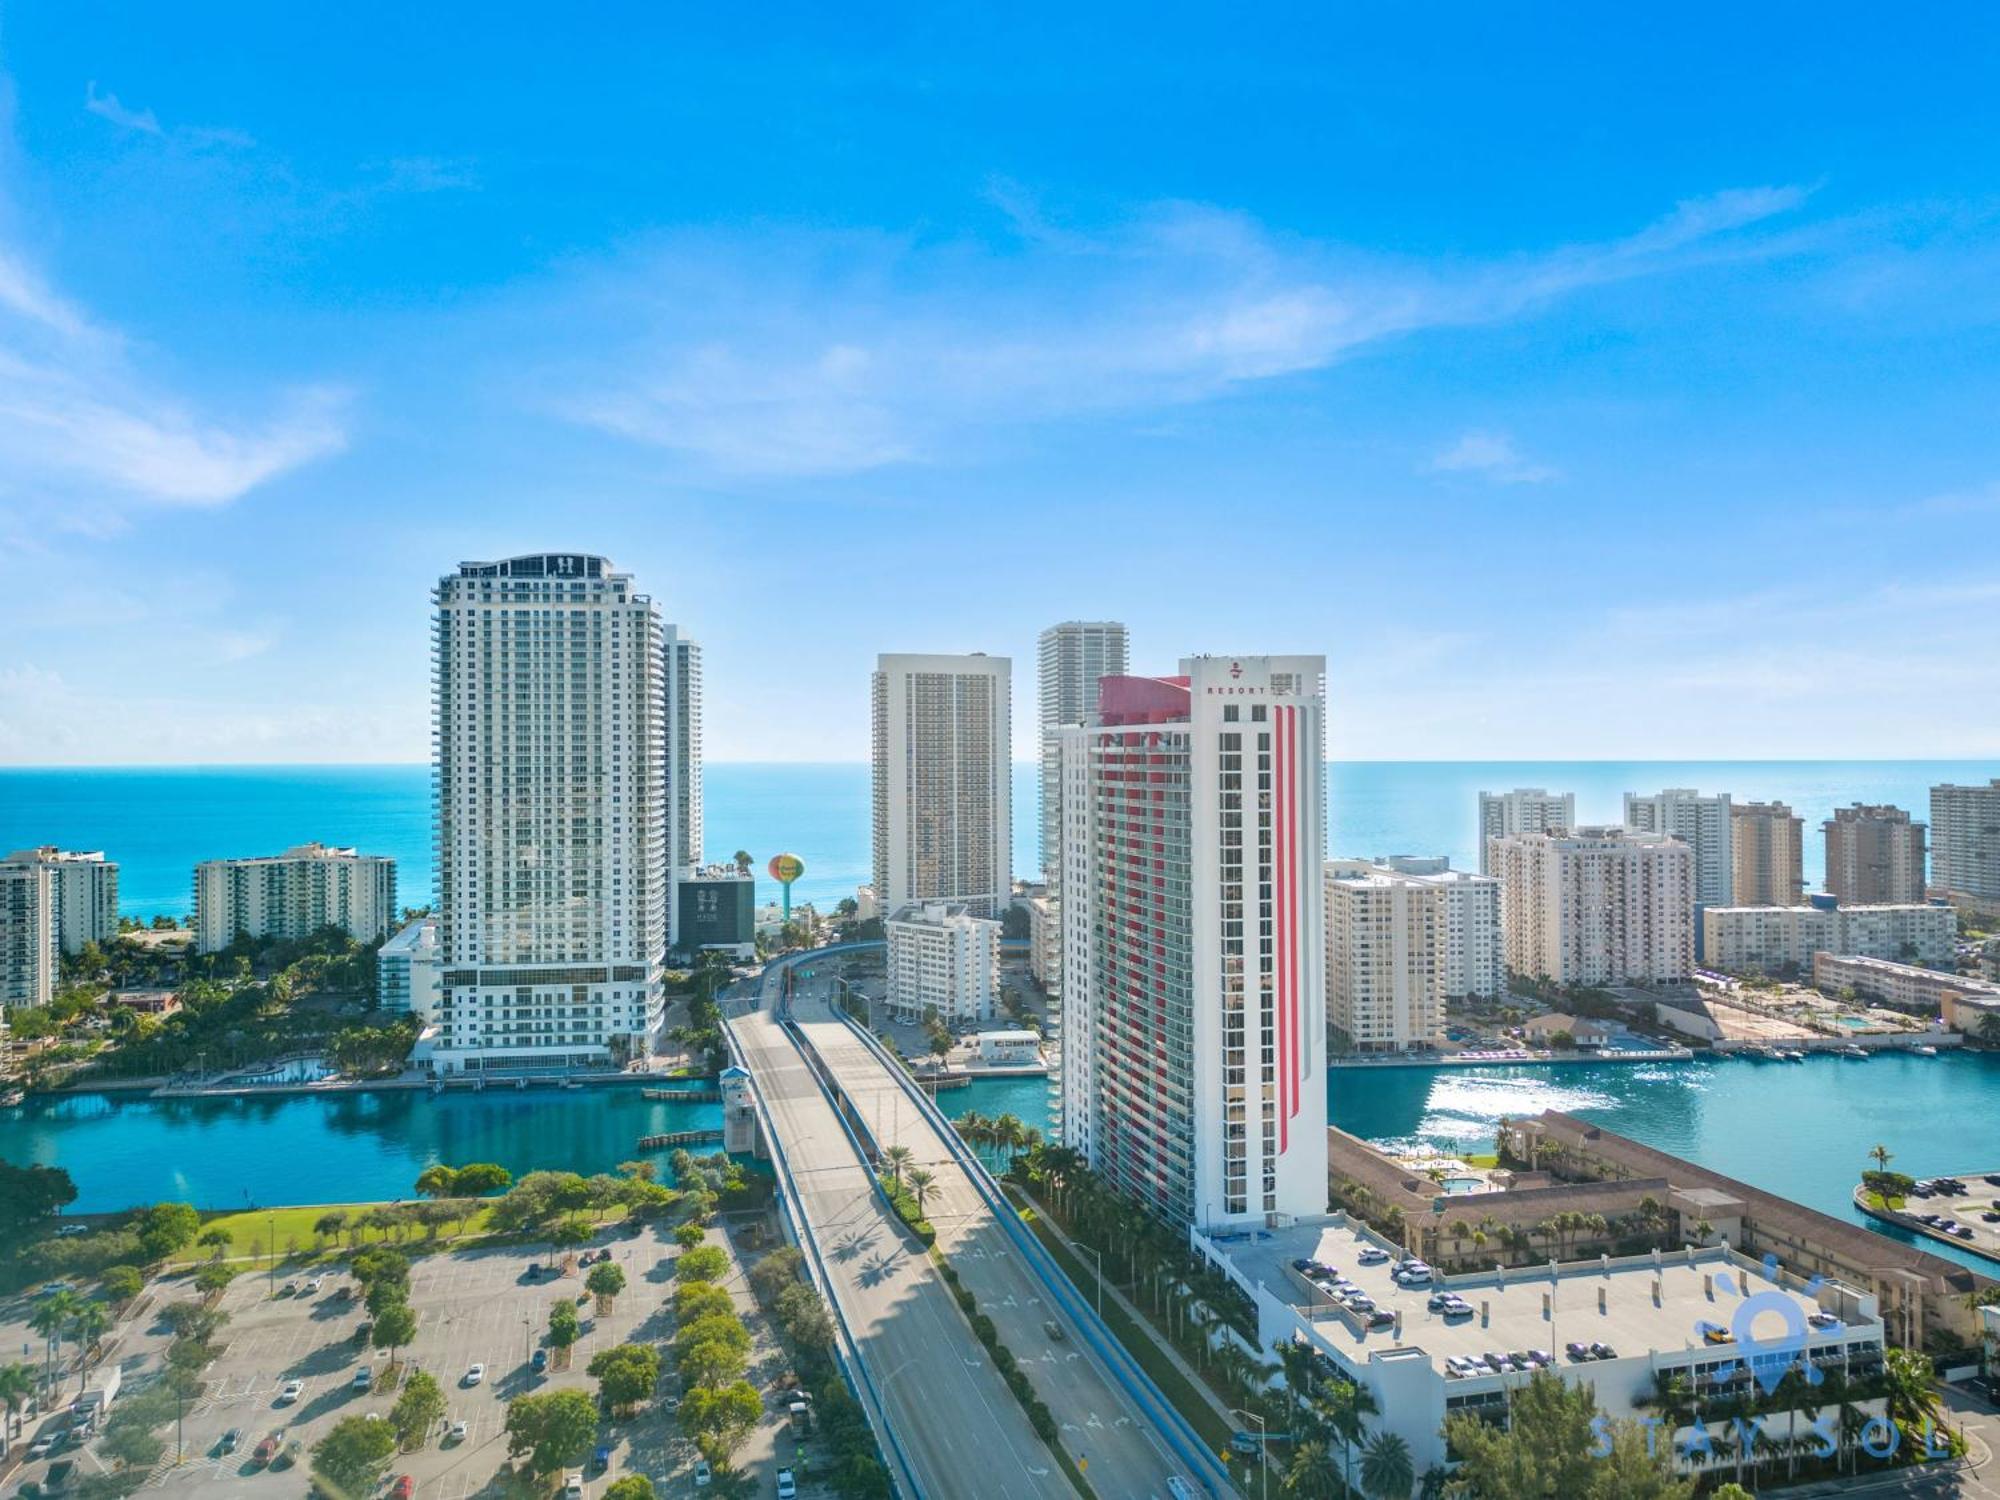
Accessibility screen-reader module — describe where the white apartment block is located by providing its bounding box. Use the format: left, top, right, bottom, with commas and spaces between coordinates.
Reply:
1021, 886, 1057, 991
663, 625, 704, 949
0, 855, 57, 1010
1702, 900, 1957, 973
1491, 826, 1694, 987
885, 901, 1000, 1026
1624, 788, 1733, 906
377, 916, 440, 1020
4, 849, 120, 956
1324, 860, 1444, 1053
1476, 787, 1575, 875
1810, 952, 2000, 1014
871, 652, 1012, 918
1931, 779, 2000, 904
1057, 656, 1329, 1232
192, 843, 397, 954
1379, 858, 1505, 1001
1037, 621, 1128, 880
432, 553, 667, 1074
1823, 804, 1926, 906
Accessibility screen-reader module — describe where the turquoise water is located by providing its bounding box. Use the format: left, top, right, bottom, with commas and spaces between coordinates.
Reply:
3, 760, 1991, 918
0, 1085, 721, 1212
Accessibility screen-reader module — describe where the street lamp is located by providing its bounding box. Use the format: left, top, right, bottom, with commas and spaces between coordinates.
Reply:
1081, 1242, 1104, 1318
1230, 1407, 1268, 1500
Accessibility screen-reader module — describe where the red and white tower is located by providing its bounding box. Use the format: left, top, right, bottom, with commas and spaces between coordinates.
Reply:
1056, 655, 1327, 1231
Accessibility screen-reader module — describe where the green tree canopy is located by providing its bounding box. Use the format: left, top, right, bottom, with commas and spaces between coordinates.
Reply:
0, 1158, 78, 1224
604, 1478, 657, 1500
587, 1342, 662, 1412
1442, 1370, 1693, 1500
504, 1388, 599, 1475
390, 1369, 445, 1449
585, 1260, 627, 1307
135, 1202, 200, 1260
680, 1379, 761, 1467
676, 1245, 728, 1283
312, 1415, 399, 1495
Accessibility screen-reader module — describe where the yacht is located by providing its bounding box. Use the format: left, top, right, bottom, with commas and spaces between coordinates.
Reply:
1912, 1044, 1939, 1057
1780, 1049, 1806, 1062
1839, 1043, 1869, 1058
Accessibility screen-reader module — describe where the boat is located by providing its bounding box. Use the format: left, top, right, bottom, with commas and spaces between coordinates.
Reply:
1912, 1045, 1939, 1057
1744, 1045, 1778, 1062
1840, 1044, 1869, 1058
0, 1087, 24, 1107
1783, 1050, 1807, 1061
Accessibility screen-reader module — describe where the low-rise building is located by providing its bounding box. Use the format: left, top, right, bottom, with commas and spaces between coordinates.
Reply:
1703, 899, 1957, 973
192, 843, 396, 953
885, 901, 999, 1025
974, 1029, 1041, 1064
377, 917, 440, 1019
1810, 952, 2000, 1016
1197, 1209, 1889, 1488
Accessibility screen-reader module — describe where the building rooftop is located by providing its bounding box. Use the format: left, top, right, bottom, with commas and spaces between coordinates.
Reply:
1220, 1216, 1874, 1379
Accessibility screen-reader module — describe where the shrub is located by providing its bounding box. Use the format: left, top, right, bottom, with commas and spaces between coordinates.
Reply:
969, 1313, 996, 1348
1028, 1401, 1057, 1441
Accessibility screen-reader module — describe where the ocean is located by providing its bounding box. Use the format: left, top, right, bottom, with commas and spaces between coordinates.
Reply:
1, 759, 1990, 919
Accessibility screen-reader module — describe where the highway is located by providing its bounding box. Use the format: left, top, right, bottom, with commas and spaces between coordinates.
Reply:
728, 996, 1073, 1499
775, 965, 1206, 1499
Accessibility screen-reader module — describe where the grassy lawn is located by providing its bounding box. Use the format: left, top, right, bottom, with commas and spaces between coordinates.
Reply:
171, 1201, 503, 1265
1011, 1201, 1235, 1454
1460, 1152, 1501, 1169
1862, 1191, 1906, 1211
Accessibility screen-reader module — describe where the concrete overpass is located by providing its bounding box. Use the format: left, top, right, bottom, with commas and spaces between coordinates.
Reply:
728, 952, 1230, 1499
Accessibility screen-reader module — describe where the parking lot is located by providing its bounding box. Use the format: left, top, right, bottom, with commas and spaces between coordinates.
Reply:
144, 1224, 689, 1498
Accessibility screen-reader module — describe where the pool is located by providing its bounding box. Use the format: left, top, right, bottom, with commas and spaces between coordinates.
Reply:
1441, 1176, 1485, 1194
1834, 1017, 1878, 1031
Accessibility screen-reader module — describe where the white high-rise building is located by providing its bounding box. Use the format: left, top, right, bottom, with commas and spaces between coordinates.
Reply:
885, 901, 1000, 1025
1623, 788, 1734, 907
2, 848, 119, 956
1931, 779, 2000, 905
432, 553, 667, 1074
663, 624, 704, 948
192, 844, 397, 954
871, 653, 1012, 918
1477, 788, 1576, 875
1324, 861, 1444, 1053
0, 855, 58, 1011
1491, 826, 1693, 987
377, 916, 440, 1020
1057, 656, 1328, 1231
1702, 900, 1957, 973
1037, 622, 1129, 880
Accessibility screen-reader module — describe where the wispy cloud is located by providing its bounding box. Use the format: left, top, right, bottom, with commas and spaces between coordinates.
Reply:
1427, 430, 1558, 485
531, 185, 1811, 478
84, 82, 160, 136
0, 237, 349, 513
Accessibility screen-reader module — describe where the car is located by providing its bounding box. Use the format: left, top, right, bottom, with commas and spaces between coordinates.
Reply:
524, 1262, 541, 1280
532, 1348, 549, 1372
392, 1478, 414, 1500
1356, 1247, 1389, 1265
28, 1432, 58, 1459
593, 1444, 611, 1472
1344, 1294, 1376, 1313
53, 1224, 89, 1238
1565, 1341, 1590, 1361
1044, 1320, 1066, 1341
44, 1459, 74, 1490
352, 1366, 374, 1391
1440, 1300, 1474, 1320
275, 1440, 301, 1471
694, 1460, 713, 1488
1427, 1291, 1454, 1312
219, 1428, 240, 1454
1393, 1267, 1433, 1286
1366, 1309, 1396, 1329
464, 1363, 485, 1386
1698, 1321, 1732, 1345
1291, 1257, 1315, 1273
1527, 1349, 1553, 1366
564, 1474, 585, 1499
777, 1469, 798, 1500
253, 1433, 282, 1466
1807, 1311, 1842, 1329
1589, 1342, 1618, 1360
304, 1276, 323, 1293
447, 1420, 469, 1444
1982, 1212, 2000, 1223
280, 1280, 298, 1296
277, 1379, 304, 1405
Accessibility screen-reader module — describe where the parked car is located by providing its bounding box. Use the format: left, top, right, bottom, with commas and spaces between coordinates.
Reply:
219, 1428, 240, 1454
777, 1469, 798, 1499
532, 1348, 548, 1372
447, 1420, 468, 1444
463, 1363, 485, 1387
694, 1458, 713, 1487
253, 1432, 283, 1466
276, 1380, 304, 1405
564, 1474, 585, 1499
392, 1477, 415, 1499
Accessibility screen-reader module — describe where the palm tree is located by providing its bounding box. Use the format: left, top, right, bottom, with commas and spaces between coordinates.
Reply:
68, 1303, 110, 1392
1359, 1430, 1415, 1499
1868, 1142, 1893, 1175
0, 1363, 35, 1456
732, 850, 752, 874
1883, 1346, 1943, 1443
1415, 1467, 1449, 1500
1316, 1376, 1380, 1492
882, 1145, 913, 1185
1280, 1439, 1341, 1497
906, 1167, 936, 1218
29, 1291, 78, 1388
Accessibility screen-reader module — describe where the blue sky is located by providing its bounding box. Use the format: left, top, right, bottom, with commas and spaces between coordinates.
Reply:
2, 5, 1998, 764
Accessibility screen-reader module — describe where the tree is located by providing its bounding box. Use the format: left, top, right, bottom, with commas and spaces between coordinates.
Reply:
677, 1245, 728, 1283
548, 1298, 582, 1368
605, 1479, 658, 1500
390, 1370, 445, 1449
1868, 1143, 1894, 1176
586, 1260, 627, 1312
197, 1225, 233, 1259
100, 1266, 144, 1305
679, 1378, 761, 1467
0, 1362, 36, 1454
0, 1158, 78, 1224
881, 1146, 913, 1185
99, 1420, 166, 1470
312, 1414, 399, 1495
414, 1164, 459, 1198
733, 850, 752, 874
905, 1167, 936, 1217
1443, 1370, 1692, 1500
351, 1247, 411, 1298
1360, 1431, 1415, 1499
587, 1343, 662, 1413
773, 1283, 833, 1353
1282, 1440, 1342, 1498
193, 1263, 235, 1295
372, 1300, 418, 1365
312, 1210, 348, 1246
674, 1221, 707, 1249
135, 1202, 200, 1261
454, 1162, 513, 1196
676, 1337, 748, 1391
504, 1388, 599, 1475
749, 1247, 803, 1306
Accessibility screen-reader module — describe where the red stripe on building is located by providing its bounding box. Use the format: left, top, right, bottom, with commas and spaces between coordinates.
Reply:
1275, 703, 1291, 1153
